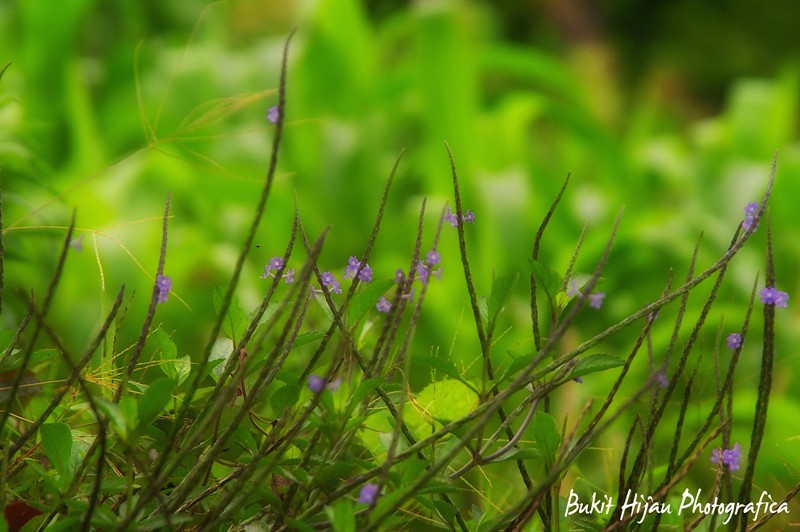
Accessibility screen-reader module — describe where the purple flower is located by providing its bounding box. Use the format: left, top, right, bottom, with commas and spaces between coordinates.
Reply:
416, 262, 430, 285
727, 333, 743, 349
566, 279, 580, 298
376, 297, 392, 313
69, 235, 83, 252
358, 483, 379, 505
743, 202, 759, 231
759, 287, 789, 308
327, 377, 342, 392
443, 208, 459, 227
343, 256, 361, 280
156, 275, 172, 304
588, 292, 605, 309
267, 105, 280, 123
320, 272, 342, 294
358, 264, 373, 282
307, 374, 325, 393
262, 256, 285, 279
395, 268, 404, 283
463, 209, 475, 224
655, 371, 668, 388
712, 443, 743, 471
425, 250, 441, 266
284, 268, 295, 284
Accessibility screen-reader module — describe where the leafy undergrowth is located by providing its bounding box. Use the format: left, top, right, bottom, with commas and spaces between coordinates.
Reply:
1, 36, 798, 531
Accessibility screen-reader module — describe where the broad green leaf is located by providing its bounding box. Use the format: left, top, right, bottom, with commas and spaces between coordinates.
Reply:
529, 259, 562, 308
154, 329, 176, 360
348, 279, 395, 323
409, 379, 479, 426
325, 500, 356, 532
570, 354, 625, 380
208, 338, 234, 381
488, 272, 518, 328
137, 378, 175, 431
533, 412, 561, 465
95, 398, 129, 441
40, 423, 73, 478
414, 355, 478, 394
213, 286, 247, 342
271, 383, 300, 413
346, 378, 383, 410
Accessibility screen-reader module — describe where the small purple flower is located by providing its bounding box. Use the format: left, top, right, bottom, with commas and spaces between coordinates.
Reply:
358, 264, 373, 283
742, 202, 759, 231
343, 256, 361, 280
327, 377, 342, 392
416, 262, 430, 285
69, 235, 83, 252
320, 272, 342, 294
655, 371, 668, 388
358, 483, 379, 505
262, 256, 285, 279
267, 105, 280, 123
588, 292, 605, 309
425, 250, 441, 266
284, 268, 295, 284
443, 208, 459, 227
463, 209, 475, 224
395, 268, 404, 283
156, 275, 172, 304
760, 287, 789, 308
712, 443, 743, 471
307, 374, 325, 393
727, 333, 743, 349
376, 297, 392, 313
566, 279, 580, 298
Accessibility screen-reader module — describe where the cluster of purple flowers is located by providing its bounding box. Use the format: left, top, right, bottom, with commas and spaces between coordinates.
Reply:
742, 202, 759, 231
760, 286, 789, 307
443, 208, 475, 227
727, 333, 743, 349
261, 256, 295, 284
711, 442, 742, 471
566, 279, 606, 310
156, 275, 172, 304
266, 105, 280, 124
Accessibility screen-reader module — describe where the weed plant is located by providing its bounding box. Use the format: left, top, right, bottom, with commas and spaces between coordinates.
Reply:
1, 33, 798, 531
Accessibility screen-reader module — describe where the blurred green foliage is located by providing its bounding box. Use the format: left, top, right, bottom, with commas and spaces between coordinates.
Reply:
2, 0, 799, 517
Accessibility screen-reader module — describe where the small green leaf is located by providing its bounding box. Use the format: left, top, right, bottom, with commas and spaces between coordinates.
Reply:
410, 379, 479, 426
208, 338, 234, 381
154, 329, 176, 360
213, 286, 247, 341
570, 354, 626, 380
95, 398, 129, 441
496, 350, 537, 383
530, 259, 562, 308
348, 279, 395, 322
414, 355, 478, 394
325, 499, 356, 532
533, 412, 561, 465
137, 378, 175, 431
41, 423, 73, 478
346, 378, 383, 410
271, 383, 300, 413
488, 272, 518, 328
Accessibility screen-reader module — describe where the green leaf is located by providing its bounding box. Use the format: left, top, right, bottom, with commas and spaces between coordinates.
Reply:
271, 383, 300, 413
154, 329, 189, 385
530, 259, 562, 308
137, 377, 175, 432
96, 398, 129, 441
409, 379, 479, 427
488, 272, 518, 328
213, 286, 247, 342
40, 423, 73, 478
414, 355, 478, 394
570, 354, 626, 380
208, 338, 234, 381
533, 412, 561, 465
348, 279, 395, 322
346, 378, 383, 411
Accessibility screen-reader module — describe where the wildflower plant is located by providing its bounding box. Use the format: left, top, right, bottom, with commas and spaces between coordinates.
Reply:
1, 32, 797, 532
